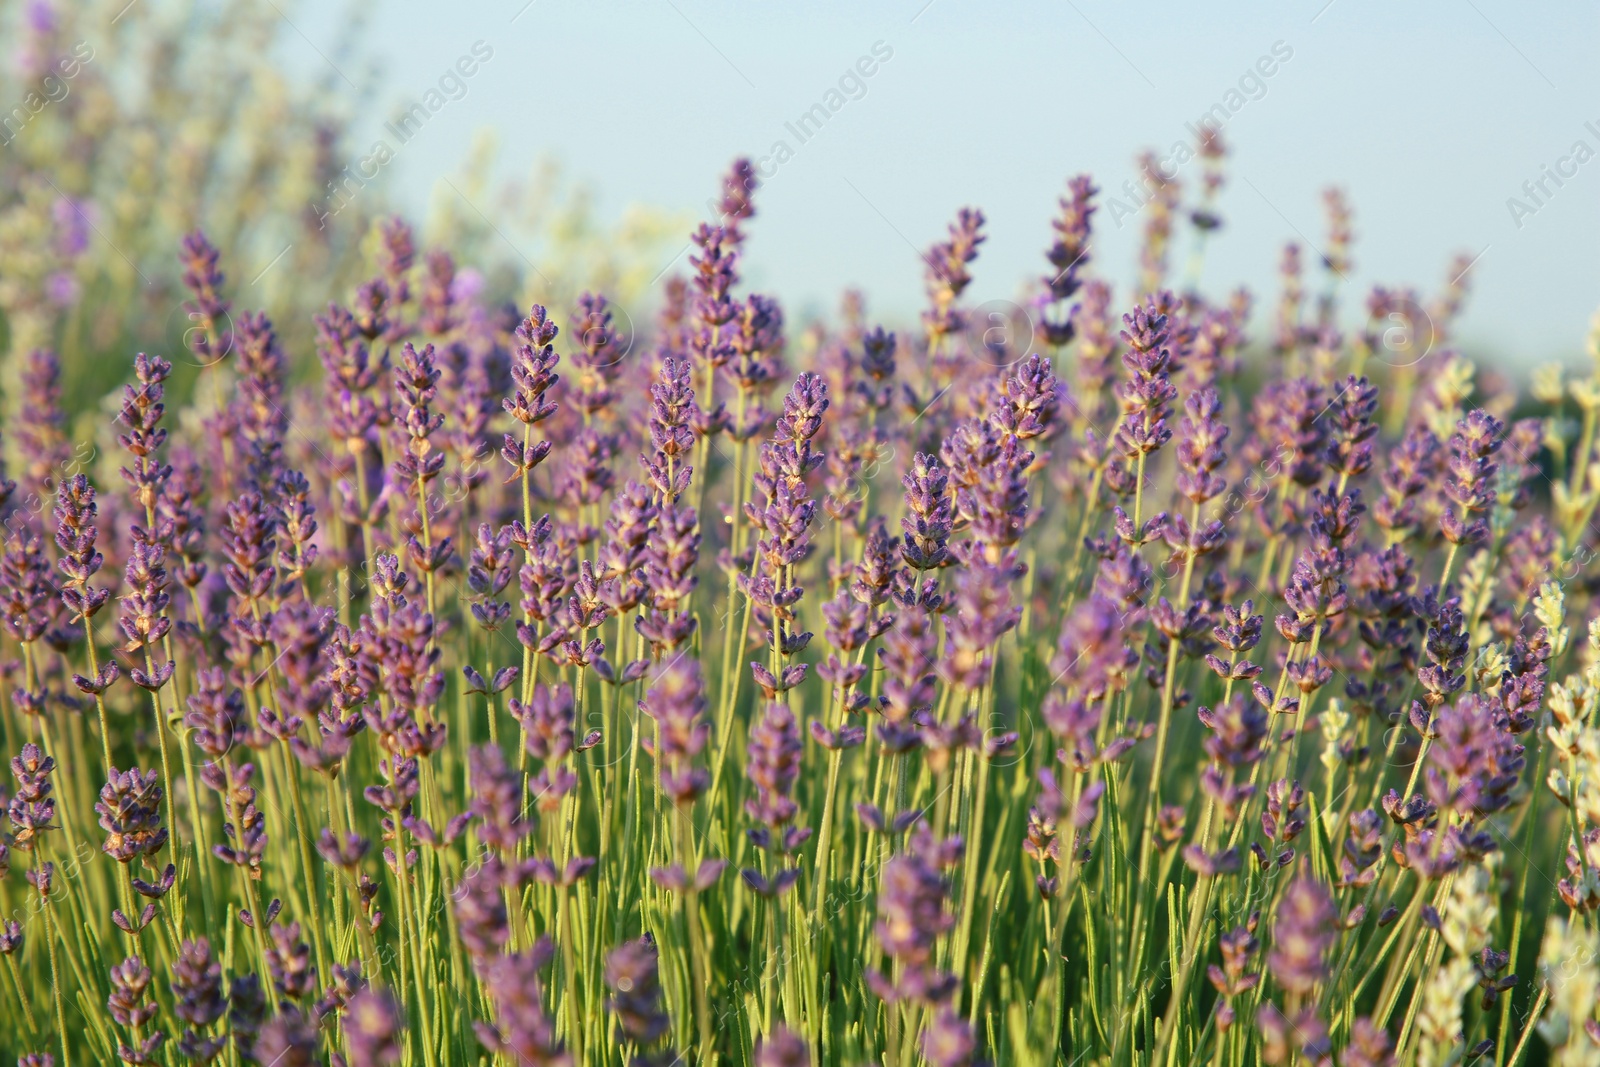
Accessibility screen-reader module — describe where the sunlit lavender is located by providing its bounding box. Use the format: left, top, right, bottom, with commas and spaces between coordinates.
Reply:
3, 5, 1600, 1067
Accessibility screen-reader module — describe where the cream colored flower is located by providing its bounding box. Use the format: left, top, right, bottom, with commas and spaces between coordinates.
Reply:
1441, 862, 1498, 958
1538, 917, 1600, 1067
1416, 956, 1476, 1067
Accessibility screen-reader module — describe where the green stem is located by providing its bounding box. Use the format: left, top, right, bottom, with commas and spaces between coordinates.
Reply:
37, 851, 71, 1067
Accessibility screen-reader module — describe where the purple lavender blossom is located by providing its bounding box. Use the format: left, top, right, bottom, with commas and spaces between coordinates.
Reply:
989, 354, 1059, 443
185, 667, 249, 760
453, 856, 510, 962
938, 561, 1022, 692
273, 469, 319, 590
714, 156, 759, 245
107, 956, 163, 1065
1323, 374, 1379, 480
468, 743, 529, 850
227, 975, 267, 1058
951, 423, 1034, 563
8, 743, 56, 851
1266, 875, 1337, 994
1424, 693, 1523, 817
900, 452, 953, 573
637, 502, 700, 656
345, 989, 405, 1067
866, 830, 961, 1004
502, 305, 561, 473
266, 921, 317, 1001
1039, 175, 1097, 347
876, 604, 939, 752
117, 537, 174, 691
689, 223, 740, 338
743, 372, 828, 659
16, 349, 70, 496
1196, 691, 1268, 769
639, 656, 711, 806
1440, 409, 1503, 547
1372, 426, 1440, 540
203, 757, 266, 877
1174, 386, 1230, 515
755, 1026, 809, 1067
392, 341, 454, 573
170, 939, 227, 1063
744, 701, 807, 864
568, 291, 627, 417
251, 1008, 319, 1066
1207, 917, 1260, 1000
1, 520, 56, 652
179, 231, 230, 367
1342, 1019, 1395, 1067
418, 249, 460, 338
923, 1009, 980, 1067
232, 312, 288, 484
474, 945, 571, 1066
116, 352, 173, 512
54, 475, 112, 633
1112, 294, 1180, 476
643, 359, 698, 502
95, 766, 166, 863
604, 936, 672, 1051
922, 207, 986, 350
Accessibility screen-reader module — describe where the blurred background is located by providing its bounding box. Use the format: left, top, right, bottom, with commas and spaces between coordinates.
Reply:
3, 0, 1597, 417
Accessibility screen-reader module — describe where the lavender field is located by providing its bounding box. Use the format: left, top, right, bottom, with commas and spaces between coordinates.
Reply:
2, 2, 1598, 1066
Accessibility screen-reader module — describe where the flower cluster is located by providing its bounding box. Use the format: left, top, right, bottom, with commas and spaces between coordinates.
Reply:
0, 140, 1594, 1067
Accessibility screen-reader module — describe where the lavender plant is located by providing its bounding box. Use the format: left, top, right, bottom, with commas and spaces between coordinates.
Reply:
0, 119, 1598, 1067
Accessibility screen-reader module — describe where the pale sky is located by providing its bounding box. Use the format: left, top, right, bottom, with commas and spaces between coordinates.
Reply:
300, 0, 1599, 366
